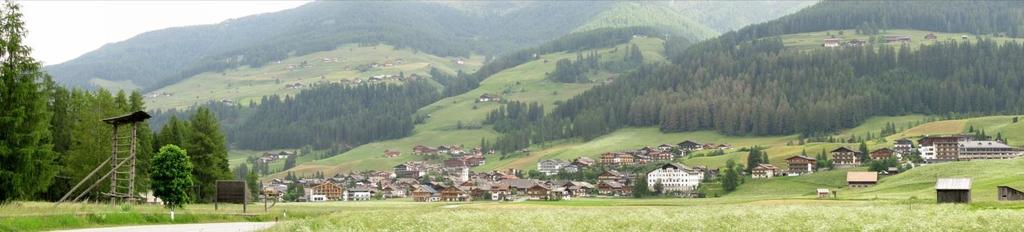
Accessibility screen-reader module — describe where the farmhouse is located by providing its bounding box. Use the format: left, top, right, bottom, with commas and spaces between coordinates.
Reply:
936, 178, 972, 203
381, 185, 407, 198
677, 140, 702, 151
440, 185, 472, 201
478, 94, 501, 102
957, 140, 1022, 160
600, 152, 635, 166
846, 171, 878, 188
785, 155, 817, 175
527, 184, 551, 200
597, 180, 628, 196
412, 185, 440, 202
997, 186, 1024, 201
646, 163, 703, 194
823, 38, 841, 47
384, 149, 401, 158
885, 35, 912, 43
572, 157, 596, 167
869, 148, 896, 160
751, 164, 780, 179
597, 170, 628, 182
831, 147, 861, 167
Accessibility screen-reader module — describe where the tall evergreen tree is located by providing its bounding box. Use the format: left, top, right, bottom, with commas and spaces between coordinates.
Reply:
0, 2, 58, 202
185, 107, 231, 202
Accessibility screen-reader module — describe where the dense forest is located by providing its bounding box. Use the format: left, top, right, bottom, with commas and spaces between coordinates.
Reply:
484, 1, 1024, 153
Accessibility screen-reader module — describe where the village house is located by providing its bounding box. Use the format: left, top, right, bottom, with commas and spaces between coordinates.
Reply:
677, 140, 703, 151
384, 149, 401, 158
527, 184, 551, 200
477, 94, 501, 102
845, 39, 867, 47
894, 139, 914, 155
440, 185, 472, 201
823, 38, 841, 47
411, 185, 440, 202
597, 180, 630, 196
381, 185, 407, 198
501, 179, 540, 195
562, 181, 595, 198
598, 170, 628, 183
344, 187, 372, 201
308, 182, 344, 201
846, 171, 878, 188
957, 140, 1023, 160
600, 152, 635, 166
885, 35, 912, 43
785, 155, 817, 175
572, 157, 596, 167
657, 144, 676, 151
751, 164, 780, 179
918, 135, 971, 162
537, 159, 570, 176
831, 147, 862, 167
412, 145, 438, 155
647, 151, 674, 161
647, 163, 703, 195
869, 148, 896, 160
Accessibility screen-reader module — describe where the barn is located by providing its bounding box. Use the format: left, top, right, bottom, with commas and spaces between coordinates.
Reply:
997, 186, 1024, 201
936, 178, 971, 204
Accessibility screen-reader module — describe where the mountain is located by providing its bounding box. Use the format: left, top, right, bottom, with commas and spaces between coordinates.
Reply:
46, 1, 813, 92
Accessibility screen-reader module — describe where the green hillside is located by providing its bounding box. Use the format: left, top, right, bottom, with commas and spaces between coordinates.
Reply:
573, 2, 717, 39
780, 29, 1024, 51
265, 37, 667, 178
146, 44, 484, 110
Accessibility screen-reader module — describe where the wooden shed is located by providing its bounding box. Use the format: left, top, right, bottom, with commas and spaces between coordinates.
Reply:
997, 186, 1024, 201
936, 178, 971, 204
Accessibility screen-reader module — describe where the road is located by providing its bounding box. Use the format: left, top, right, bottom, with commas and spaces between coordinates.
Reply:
53, 222, 276, 232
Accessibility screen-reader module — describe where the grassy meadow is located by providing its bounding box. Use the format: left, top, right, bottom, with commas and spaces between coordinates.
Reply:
145, 44, 485, 110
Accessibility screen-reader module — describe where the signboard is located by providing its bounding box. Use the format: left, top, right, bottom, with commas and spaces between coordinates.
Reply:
216, 180, 249, 204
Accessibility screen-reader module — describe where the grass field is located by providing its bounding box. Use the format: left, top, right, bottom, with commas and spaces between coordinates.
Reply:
779, 29, 1024, 51
145, 44, 485, 110
7, 198, 1024, 231
268, 37, 668, 178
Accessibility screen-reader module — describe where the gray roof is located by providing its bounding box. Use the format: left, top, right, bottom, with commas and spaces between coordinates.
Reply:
959, 141, 1012, 149
936, 178, 972, 190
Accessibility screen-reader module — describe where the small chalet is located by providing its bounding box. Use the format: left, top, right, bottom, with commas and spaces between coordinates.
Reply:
571, 157, 596, 167
597, 170, 627, 182
381, 185, 407, 198
846, 171, 878, 188
751, 164, 780, 179
785, 155, 817, 175
885, 35, 912, 43
412, 145, 437, 155
478, 94, 501, 102
527, 184, 550, 200
823, 38, 841, 47
869, 148, 895, 160
412, 185, 439, 202
597, 180, 630, 196
384, 149, 401, 158
936, 178, 971, 203
831, 147, 861, 167
344, 187, 372, 201
440, 185, 472, 202
894, 139, 914, 154
677, 140, 702, 151
925, 33, 938, 40
657, 144, 676, 151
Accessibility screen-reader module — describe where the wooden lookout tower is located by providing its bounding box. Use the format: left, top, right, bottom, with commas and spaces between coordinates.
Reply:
58, 111, 151, 204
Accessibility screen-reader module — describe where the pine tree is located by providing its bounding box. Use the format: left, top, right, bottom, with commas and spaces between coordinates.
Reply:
185, 107, 231, 202
0, 2, 58, 202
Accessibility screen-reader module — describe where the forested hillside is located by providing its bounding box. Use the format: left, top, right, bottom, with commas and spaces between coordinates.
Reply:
485, 1, 1024, 153
46, 1, 815, 92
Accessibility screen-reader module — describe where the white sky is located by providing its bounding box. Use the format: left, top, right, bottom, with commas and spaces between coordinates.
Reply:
19, 1, 310, 65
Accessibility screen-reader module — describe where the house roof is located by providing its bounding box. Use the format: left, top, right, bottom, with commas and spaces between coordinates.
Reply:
936, 178, 972, 190
959, 141, 1012, 149
871, 148, 893, 154
846, 172, 878, 183
831, 147, 858, 153
817, 188, 830, 193
786, 155, 817, 161
414, 185, 438, 193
